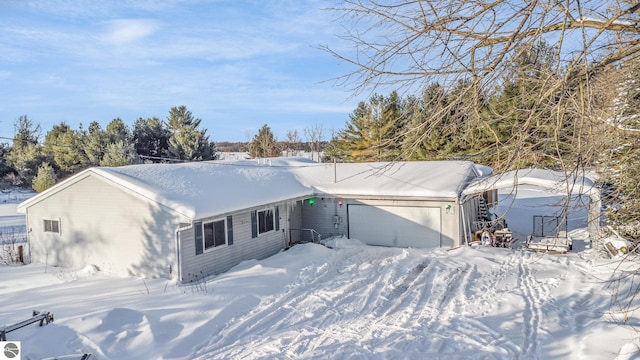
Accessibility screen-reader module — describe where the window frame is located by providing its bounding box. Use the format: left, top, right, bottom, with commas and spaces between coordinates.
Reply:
43, 219, 60, 234
257, 208, 275, 235
202, 218, 228, 252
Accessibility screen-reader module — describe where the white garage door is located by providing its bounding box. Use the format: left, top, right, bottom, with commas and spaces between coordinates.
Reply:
348, 205, 441, 248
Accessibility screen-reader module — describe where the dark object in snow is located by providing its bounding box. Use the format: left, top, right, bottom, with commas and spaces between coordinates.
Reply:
0, 310, 54, 341
605, 242, 619, 256
526, 215, 571, 253
470, 218, 515, 248
493, 228, 515, 248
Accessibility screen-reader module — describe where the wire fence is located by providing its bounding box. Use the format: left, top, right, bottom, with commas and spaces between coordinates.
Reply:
0, 225, 28, 264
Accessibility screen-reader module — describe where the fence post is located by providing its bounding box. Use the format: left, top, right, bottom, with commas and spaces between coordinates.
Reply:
18, 245, 24, 264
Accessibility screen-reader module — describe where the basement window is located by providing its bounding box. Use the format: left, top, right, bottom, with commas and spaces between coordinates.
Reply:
43, 219, 60, 233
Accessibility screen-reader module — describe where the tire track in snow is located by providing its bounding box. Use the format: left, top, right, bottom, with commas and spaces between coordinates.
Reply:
354, 259, 437, 346
376, 259, 435, 317
450, 317, 522, 357
422, 251, 522, 357
296, 254, 437, 355
415, 261, 475, 331
406, 259, 522, 357
317, 257, 447, 357
362, 249, 524, 358
192, 251, 344, 358
440, 262, 476, 315
361, 258, 471, 331
476, 249, 520, 309
452, 250, 524, 354
193, 247, 411, 359
299, 250, 428, 356
194, 247, 543, 359
491, 249, 520, 288
518, 251, 544, 360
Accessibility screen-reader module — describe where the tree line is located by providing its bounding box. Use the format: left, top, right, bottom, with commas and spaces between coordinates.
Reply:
1, 105, 216, 192
0, 106, 333, 192
324, 42, 597, 169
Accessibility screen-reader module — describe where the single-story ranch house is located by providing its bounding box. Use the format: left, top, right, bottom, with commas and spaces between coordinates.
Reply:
18, 158, 493, 282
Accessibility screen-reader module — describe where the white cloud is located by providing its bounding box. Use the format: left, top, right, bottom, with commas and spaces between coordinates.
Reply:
101, 19, 160, 45
0, 0, 356, 141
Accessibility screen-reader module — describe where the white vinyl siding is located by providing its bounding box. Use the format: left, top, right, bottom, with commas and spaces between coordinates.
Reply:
180, 206, 286, 282
301, 197, 349, 239
25, 174, 184, 278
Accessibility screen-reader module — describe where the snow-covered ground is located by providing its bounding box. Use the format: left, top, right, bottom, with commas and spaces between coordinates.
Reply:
0, 190, 32, 231
2, 238, 639, 359
0, 190, 30, 256
1, 188, 640, 359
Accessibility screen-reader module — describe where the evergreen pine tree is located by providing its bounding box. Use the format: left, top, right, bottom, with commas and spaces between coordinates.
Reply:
479, 42, 566, 169
167, 106, 216, 161
0, 143, 15, 183
401, 84, 451, 160
334, 101, 373, 161
249, 124, 280, 158
43, 122, 87, 177
12, 115, 40, 149
7, 115, 45, 187
333, 92, 407, 162
32, 162, 57, 193
100, 141, 137, 167
105, 118, 131, 145
132, 117, 170, 161
82, 121, 107, 166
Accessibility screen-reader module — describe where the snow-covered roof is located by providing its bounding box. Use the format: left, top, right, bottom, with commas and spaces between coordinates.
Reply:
295, 160, 479, 199
18, 158, 481, 220
462, 168, 599, 200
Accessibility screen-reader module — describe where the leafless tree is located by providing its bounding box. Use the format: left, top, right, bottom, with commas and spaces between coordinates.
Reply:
322, 0, 640, 173
325, 1, 640, 90
285, 129, 302, 157
304, 123, 325, 162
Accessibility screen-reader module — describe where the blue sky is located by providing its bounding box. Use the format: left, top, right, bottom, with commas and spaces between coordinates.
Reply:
0, 0, 357, 142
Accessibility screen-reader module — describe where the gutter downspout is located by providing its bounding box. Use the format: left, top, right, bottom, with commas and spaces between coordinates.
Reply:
25, 209, 31, 264
175, 223, 193, 282
459, 195, 469, 246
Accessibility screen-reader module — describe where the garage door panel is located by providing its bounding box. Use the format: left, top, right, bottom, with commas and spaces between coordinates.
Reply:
348, 205, 441, 248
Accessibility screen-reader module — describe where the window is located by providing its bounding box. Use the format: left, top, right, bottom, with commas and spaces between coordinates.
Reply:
251, 207, 279, 238
195, 216, 233, 255
43, 219, 60, 233
258, 209, 274, 234
203, 219, 227, 250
